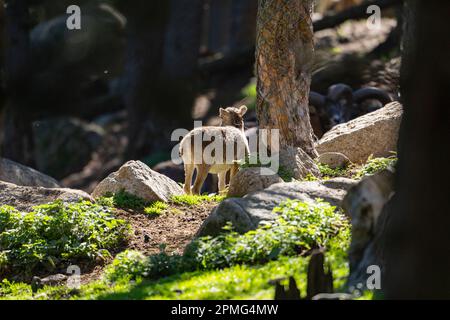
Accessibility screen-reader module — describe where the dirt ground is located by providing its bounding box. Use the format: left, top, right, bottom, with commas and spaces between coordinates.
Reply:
79, 201, 218, 284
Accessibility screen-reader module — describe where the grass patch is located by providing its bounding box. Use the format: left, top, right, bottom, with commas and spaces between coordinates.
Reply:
144, 202, 168, 216
0, 200, 130, 275
0, 251, 351, 300
170, 194, 226, 206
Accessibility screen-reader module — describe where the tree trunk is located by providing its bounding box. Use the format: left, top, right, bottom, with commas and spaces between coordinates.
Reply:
383, 0, 450, 299
255, 0, 318, 179
122, 1, 203, 160
1, 0, 34, 166
163, 0, 204, 79
207, 0, 232, 54
121, 2, 170, 160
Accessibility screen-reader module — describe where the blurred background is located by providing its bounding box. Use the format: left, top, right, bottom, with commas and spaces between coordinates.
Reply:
0, 0, 403, 192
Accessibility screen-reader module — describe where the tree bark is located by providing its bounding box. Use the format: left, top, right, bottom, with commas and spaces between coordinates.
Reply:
255, 0, 318, 178
383, 0, 450, 299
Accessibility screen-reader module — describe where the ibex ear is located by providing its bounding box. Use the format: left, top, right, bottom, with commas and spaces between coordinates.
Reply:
239, 105, 248, 116
219, 108, 227, 117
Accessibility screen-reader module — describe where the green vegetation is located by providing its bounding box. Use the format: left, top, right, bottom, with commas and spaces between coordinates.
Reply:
241, 81, 257, 110
103, 250, 149, 282
170, 194, 226, 206
144, 201, 168, 216
0, 252, 350, 300
103, 190, 149, 210
352, 155, 397, 179
188, 199, 349, 269
303, 154, 398, 182
0, 198, 359, 300
0, 201, 130, 274
317, 163, 349, 178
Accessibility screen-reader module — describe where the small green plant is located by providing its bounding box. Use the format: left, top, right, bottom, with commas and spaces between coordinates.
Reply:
353, 154, 397, 179
96, 196, 114, 208
187, 199, 349, 269
144, 202, 168, 216
99, 190, 149, 210
0, 201, 130, 274
170, 194, 226, 206
103, 250, 149, 282
104, 249, 191, 283
317, 163, 349, 178
303, 173, 319, 181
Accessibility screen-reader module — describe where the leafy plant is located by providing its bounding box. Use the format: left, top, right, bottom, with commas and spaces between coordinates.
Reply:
317, 163, 349, 178
144, 202, 168, 216
99, 190, 149, 210
0, 201, 130, 274
187, 199, 349, 269
353, 154, 397, 179
103, 250, 149, 282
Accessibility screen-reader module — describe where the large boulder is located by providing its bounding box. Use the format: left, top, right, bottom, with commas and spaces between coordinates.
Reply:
316, 102, 402, 163
341, 169, 395, 290
0, 158, 60, 188
0, 181, 93, 212
33, 117, 105, 179
92, 160, 184, 202
197, 178, 357, 237
228, 167, 283, 197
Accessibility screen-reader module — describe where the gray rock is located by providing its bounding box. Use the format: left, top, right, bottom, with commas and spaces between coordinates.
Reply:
317, 152, 350, 169
316, 102, 402, 163
0, 181, 93, 212
92, 160, 184, 202
197, 178, 357, 237
279, 146, 320, 180
342, 169, 395, 290
228, 167, 283, 197
0, 158, 60, 188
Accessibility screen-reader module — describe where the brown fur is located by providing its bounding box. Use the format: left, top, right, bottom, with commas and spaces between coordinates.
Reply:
179, 106, 249, 195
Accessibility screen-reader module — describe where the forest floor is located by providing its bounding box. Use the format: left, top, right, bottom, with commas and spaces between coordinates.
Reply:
79, 200, 218, 285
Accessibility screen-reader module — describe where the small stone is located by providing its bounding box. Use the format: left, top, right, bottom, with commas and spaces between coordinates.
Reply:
317, 152, 351, 169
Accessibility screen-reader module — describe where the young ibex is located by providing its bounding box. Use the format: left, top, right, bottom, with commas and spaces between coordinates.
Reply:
179, 105, 249, 195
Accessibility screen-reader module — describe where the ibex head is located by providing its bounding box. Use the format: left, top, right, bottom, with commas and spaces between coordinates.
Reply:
219, 105, 248, 131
